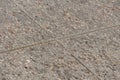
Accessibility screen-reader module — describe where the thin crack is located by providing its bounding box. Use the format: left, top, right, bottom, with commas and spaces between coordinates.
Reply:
0, 24, 120, 54
66, 36, 118, 80
56, 40, 101, 80
10, 0, 54, 35
2, 1, 120, 79
6, 0, 120, 56
70, 54, 101, 80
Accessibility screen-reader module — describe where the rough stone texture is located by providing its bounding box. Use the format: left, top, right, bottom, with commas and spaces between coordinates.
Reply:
0, 0, 120, 80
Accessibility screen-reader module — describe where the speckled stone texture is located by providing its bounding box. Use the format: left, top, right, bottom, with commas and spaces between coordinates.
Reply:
0, 0, 120, 80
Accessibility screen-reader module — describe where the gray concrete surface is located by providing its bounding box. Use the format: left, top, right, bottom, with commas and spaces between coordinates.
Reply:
0, 0, 120, 80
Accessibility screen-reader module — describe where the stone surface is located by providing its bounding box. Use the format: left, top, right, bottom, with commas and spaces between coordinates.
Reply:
0, 0, 120, 80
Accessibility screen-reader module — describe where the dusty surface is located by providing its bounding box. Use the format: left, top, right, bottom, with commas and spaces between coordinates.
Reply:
0, 0, 120, 80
